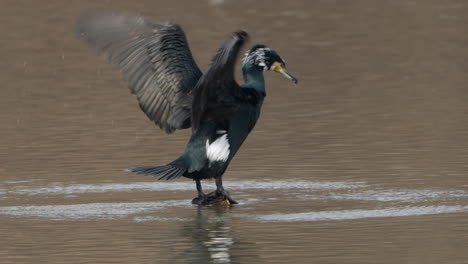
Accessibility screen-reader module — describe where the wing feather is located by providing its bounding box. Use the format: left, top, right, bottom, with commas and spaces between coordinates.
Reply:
76, 10, 202, 133
191, 31, 249, 131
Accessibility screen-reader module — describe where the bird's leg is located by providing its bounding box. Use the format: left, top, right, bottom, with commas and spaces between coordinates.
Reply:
196, 179, 206, 199
215, 177, 238, 204
192, 179, 207, 204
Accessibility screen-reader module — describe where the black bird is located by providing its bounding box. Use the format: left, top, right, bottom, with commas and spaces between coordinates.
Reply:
76, 11, 298, 205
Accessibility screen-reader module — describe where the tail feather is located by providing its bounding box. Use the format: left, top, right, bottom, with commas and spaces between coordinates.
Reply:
159, 167, 185, 181
126, 165, 186, 180
145, 166, 171, 175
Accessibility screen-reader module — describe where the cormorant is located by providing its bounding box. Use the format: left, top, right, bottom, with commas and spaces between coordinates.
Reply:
76, 11, 298, 205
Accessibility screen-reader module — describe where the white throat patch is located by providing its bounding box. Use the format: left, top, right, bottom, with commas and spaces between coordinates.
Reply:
206, 134, 230, 163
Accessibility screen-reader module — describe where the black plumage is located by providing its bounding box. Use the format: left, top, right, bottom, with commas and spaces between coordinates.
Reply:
77, 10, 201, 133
77, 10, 297, 205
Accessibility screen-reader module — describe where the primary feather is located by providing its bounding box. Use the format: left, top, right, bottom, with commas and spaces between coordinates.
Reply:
76, 10, 202, 133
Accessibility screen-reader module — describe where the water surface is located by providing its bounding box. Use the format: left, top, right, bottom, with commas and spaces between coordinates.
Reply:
1, 0, 468, 263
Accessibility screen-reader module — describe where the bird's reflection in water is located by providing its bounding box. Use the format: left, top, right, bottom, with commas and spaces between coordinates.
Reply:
178, 205, 252, 264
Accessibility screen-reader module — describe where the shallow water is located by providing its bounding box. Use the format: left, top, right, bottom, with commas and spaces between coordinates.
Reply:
1, 0, 468, 263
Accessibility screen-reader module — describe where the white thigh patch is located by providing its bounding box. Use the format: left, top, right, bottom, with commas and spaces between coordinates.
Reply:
206, 134, 230, 162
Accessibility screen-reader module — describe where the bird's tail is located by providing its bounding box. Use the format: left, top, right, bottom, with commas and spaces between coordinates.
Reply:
126, 164, 186, 180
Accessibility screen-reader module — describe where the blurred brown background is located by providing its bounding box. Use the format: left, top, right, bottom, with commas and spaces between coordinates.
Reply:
0, 1, 467, 263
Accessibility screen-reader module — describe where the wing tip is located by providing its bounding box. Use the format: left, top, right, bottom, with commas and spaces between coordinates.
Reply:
233, 30, 249, 41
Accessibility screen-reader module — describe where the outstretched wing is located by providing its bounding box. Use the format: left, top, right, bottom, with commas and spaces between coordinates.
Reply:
191, 31, 249, 131
76, 10, 202, 133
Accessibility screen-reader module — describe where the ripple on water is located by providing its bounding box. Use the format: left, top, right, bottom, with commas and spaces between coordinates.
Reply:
253, 205, 468, 222
299, 189, 468, 202
7, 180, 368, 195
0, 180, 467, 222
0, 200, 190, 220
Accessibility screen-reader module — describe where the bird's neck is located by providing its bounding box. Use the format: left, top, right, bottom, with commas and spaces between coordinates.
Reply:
242, 64, 266, 95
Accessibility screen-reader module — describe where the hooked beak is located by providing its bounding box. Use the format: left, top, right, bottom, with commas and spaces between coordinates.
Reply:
274, 64, 298, 84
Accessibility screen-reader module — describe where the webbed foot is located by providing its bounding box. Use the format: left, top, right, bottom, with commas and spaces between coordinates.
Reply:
192, 191, 237, 206
192, 178, 238, 205
216, 189, 238, 205
191, 193, 208, 205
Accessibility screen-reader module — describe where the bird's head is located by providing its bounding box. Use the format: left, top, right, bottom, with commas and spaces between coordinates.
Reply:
243, 44, 298, 84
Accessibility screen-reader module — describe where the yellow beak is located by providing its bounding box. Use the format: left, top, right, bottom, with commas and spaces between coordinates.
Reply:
274, 65, 298, 84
